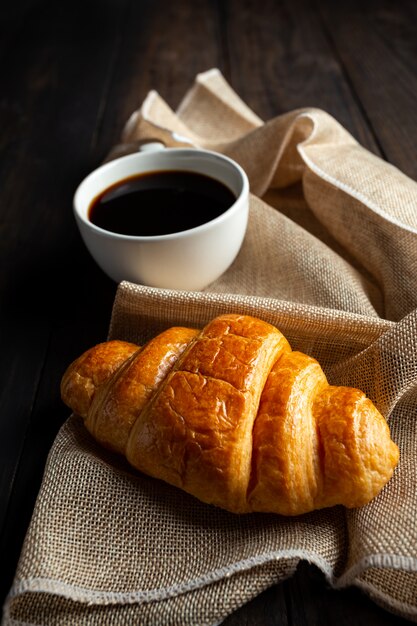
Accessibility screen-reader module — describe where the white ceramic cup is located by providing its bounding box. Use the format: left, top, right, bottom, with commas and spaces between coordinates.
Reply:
73, 144, 249, 291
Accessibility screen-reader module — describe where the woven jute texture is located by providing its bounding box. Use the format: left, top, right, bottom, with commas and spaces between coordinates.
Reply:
3, 69, 417, 625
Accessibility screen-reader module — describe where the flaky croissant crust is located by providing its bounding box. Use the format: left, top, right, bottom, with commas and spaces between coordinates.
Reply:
61, 314, 399, 515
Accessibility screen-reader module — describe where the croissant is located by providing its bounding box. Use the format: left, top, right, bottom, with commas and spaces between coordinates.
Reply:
61, 314, 399, 515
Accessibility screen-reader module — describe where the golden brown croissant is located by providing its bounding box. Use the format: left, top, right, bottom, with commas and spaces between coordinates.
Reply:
61, 314, 399, 515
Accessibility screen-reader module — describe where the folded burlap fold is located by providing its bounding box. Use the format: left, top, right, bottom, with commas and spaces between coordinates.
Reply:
3, 69, 417, 625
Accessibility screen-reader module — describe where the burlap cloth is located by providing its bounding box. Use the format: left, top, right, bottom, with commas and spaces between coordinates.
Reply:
3, 69, 417, 625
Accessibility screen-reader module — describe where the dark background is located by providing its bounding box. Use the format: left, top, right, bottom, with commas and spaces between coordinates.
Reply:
1, 1, 416, 623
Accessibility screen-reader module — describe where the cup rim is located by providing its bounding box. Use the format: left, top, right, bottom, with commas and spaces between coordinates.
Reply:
73, 148, 249, 242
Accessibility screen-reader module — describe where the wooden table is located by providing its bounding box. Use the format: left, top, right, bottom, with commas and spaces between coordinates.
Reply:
1, 1, 415, 623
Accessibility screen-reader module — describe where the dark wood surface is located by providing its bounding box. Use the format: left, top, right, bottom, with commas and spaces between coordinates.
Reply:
1, 1, 416, 623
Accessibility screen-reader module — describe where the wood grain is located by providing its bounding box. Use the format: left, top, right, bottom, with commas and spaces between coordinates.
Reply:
221, 0, 381, 153
317, 0, 417, 180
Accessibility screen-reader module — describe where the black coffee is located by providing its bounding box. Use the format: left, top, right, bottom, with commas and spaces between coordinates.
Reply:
88, 170, 236, 236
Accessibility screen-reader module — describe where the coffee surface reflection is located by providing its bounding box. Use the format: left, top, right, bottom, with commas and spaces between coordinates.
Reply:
88, 170, 237, 236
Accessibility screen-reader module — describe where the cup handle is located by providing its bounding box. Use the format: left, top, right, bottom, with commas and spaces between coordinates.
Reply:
137, 139, 166, 153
